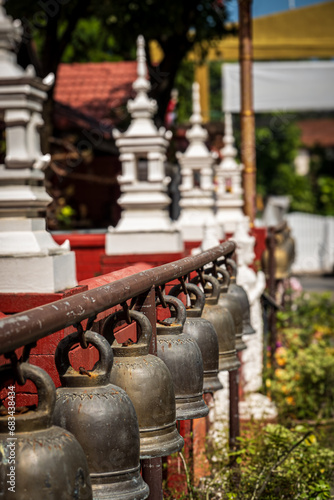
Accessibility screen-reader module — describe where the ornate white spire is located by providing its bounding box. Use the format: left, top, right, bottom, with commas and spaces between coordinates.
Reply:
132, 34, 150, 94
0, 0, 22, 52
176, 81, 221, 242
185, 82, 208, 150
214, 112, 245, 234
127, 35, 157, 123
190, 82, 202, 125
107, 38, 181, 255
220, 112, 238, 169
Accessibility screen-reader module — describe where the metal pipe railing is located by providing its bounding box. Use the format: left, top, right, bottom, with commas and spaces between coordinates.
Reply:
0, 242, 235, 355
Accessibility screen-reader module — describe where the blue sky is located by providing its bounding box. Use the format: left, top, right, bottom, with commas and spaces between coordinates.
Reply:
226, 0, 329, 22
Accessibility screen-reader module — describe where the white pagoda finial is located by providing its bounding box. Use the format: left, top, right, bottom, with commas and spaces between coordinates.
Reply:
190, 82, 202, 125
220, 112, 238, 164
0, 1, 23, 52
185, 81, 208, 145
132, 35, 151, 95
126, 34, 157, 123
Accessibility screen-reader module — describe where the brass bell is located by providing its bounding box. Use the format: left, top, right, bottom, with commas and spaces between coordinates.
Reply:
225, 258, 256, 336
169, 282, 223, 394
53, 330, 149, 500
191, 274, 241, 371
261, 223, 295, 280
103, 309, 184, 459
213, 267, 247, 352
0, 362, 92, 500
156, 295, 209, 420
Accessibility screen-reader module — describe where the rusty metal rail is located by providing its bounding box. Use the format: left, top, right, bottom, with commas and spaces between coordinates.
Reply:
0, 242, 235, 355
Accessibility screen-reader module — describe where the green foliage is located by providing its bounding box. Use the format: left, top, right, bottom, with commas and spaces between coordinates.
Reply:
254, 117, 317, 213
209, 61, 224, 122
174, 62, 194, 124
249, 114, 334, 216
164, 424, 334, 499
6, 0, 232, 121
268, 293, 334, 421
62, 17, 123, 63
317, 176, 334, 216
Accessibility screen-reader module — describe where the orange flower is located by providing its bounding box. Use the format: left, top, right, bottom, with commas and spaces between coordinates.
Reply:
275, 369, 285, 379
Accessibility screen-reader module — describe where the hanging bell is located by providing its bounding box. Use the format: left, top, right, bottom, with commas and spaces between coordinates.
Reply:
261, 224, 295, 279
211, 267, 247, 352
191, 273, 241, 370
225, 258, 256, 335
102, 309, 184, 459
156, 295, 209, 420
0, 362, 92, 500
169, 282, 223, 394
53, 330, 149, 500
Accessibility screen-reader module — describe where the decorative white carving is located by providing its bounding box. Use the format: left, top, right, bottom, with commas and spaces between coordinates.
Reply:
0, 4, 77, 293
106, 35, 182, 255
177, 82, 222, 242
233, 219, 266, 394
215, 113, 245, 234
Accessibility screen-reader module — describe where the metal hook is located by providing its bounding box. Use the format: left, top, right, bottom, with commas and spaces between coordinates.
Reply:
4, 351, 26, 386
155, 285, 167, 308
121, 301, 132, 325
178, 276, 188, 296
74, 314, 97, 350
74, 322, 88, 349
21, 341, 37, 363
196, 267, 206, 289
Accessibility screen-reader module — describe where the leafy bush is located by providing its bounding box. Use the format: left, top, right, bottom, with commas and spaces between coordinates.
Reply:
164, 423, 334, 499
267, 293, 334, 421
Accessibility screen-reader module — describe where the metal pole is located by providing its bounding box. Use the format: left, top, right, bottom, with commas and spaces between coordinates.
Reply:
238, 0, 256, 224
138, 288, 163, 500
0, 242, 235, 355
268, 228, 277, 369
229, 368, 240, 452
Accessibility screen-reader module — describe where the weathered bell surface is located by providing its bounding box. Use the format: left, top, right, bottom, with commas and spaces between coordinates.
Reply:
0, 363, 92, 500
103, 309, 184, 459
53, 330, 149, 500
211, 266, 247, 352
261, 225, 294, 280
191, 274, 241, 371
284, 225, 295, 268
169, 283, 223, 394
156, 295, 209, 420
226, 258, 256, 336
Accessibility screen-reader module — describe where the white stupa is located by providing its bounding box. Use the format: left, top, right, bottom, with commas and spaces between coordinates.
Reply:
0, 2, 77, 293
177, 82, 222, 242
215, 113, 245, 234
106, 35, 182, 255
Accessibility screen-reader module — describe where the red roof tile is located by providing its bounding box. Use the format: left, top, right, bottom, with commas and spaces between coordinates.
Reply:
297, 119, 334, 148
54, 61, 137, 125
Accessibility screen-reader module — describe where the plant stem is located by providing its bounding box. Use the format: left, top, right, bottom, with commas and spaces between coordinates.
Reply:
255, 431, 312, 499
179, 451, 194, 500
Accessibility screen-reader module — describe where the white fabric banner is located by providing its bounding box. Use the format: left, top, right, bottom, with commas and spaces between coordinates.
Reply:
222, 61, 334, 112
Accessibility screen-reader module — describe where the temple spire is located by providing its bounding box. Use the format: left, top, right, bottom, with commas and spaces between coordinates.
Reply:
132, 35, 151, 95
220, 112, 238, 168
126, 35, 157, 126
190, 82, 202, 125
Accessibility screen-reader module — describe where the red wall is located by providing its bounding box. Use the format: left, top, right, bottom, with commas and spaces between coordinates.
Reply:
52, 233, 106, 281
0, 264, 152, 407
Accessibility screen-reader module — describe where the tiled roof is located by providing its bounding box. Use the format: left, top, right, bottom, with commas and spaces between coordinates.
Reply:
297, 119, 334, 148
54, 61, 137, 127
